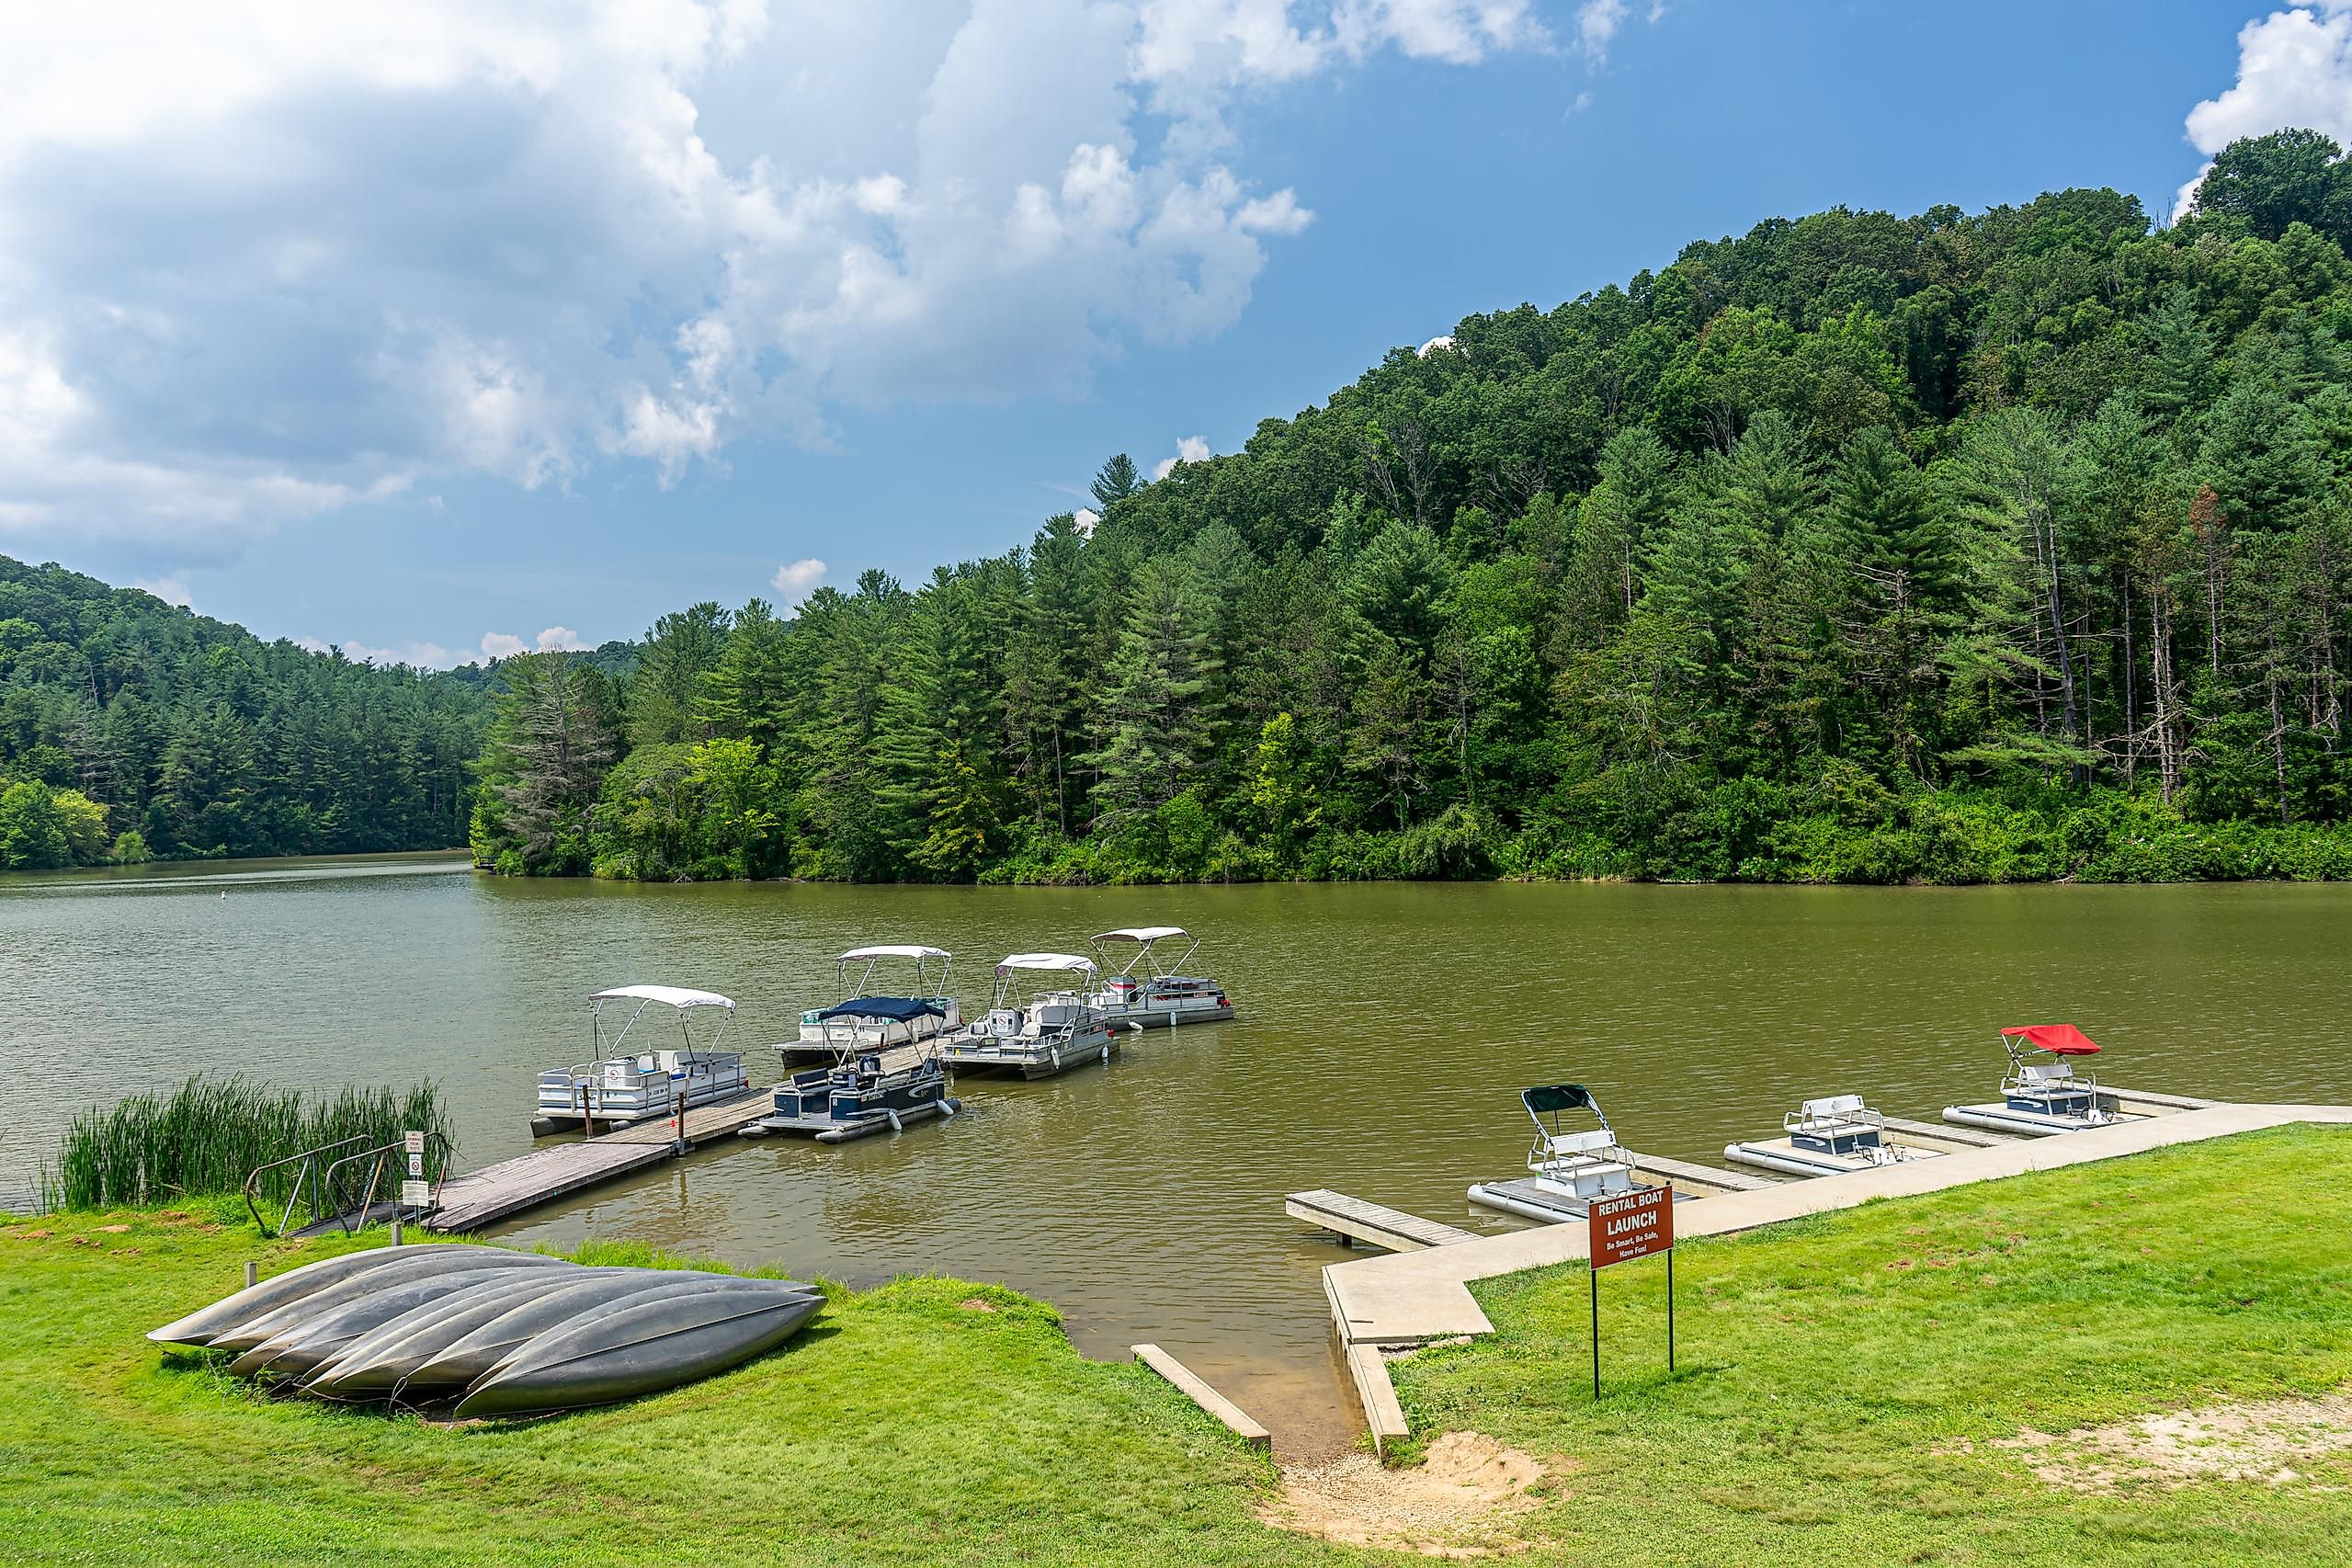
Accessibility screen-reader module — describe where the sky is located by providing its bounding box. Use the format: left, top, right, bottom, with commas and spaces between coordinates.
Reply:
0, 0, 2345, 665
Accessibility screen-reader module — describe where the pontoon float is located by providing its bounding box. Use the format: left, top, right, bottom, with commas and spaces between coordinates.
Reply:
1085, 927, 1233, 1028
1942, 1024, 2120, 1136
1724, 1092, 1944, 1177
1468, 1084, 1676, 1223
939, 954, 1118, 1078
531, 986, 751, 1136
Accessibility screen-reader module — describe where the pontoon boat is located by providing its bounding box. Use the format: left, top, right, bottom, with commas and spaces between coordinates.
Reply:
1468, 1084, 1678, 1223
741, 997, 961, 1144
531, 986, 751, 1136
1724, 1092, 1946, 1177
782, 945, 962, 1060
1085, 927, 1233, 1028
940, 954, 1118, 1078
1943, 1024, 2120, 1136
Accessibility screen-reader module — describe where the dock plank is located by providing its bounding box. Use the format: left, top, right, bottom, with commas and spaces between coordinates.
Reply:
1287, 1189, 1475, 1252
426, 1091, 776, 1233
2101, 1084, 2216, 1113
1620, 1147, 1781, 1193
1132, 1344, 1270, 1449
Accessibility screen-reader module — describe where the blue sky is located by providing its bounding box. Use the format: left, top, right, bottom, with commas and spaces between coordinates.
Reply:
0, 1, 2321, 664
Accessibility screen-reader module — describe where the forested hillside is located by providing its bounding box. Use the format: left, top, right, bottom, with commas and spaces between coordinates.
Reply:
0, 558, 488, 868
451, 131, 2352, 883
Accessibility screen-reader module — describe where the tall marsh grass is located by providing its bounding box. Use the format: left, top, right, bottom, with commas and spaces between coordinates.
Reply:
43, 1075, 454, 1212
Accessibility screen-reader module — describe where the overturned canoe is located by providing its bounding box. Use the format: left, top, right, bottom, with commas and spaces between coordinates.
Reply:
230, 1266, 539, 1379
303, 1269, 640, 1398
402, 1271, 777, 1393
204, 1248, 565, 1354
147, 1244, 481, 1347
455, 1286, 822, 1418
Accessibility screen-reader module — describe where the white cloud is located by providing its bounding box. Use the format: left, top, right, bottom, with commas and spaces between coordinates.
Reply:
2176, 3, 2352, 220
0, 1, 1546, 567
1152, 434, 1213, 479
1417, 334, 1457, 356
295, 634, 467, 668
1073, 506, 1099, 535
479, 632, 529, 660
534, 626, 588, 651
771, 557, 827, 606
1574, 0, 1626, 61
134, 575, 191, 608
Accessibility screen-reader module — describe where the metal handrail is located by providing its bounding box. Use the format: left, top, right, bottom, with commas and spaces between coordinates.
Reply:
318, 1132, 454, 1236
243, 1133, 378, 1237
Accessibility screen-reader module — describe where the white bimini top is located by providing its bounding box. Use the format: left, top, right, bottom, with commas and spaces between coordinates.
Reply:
590, 984, 735, 1010
1093, 926, 1187, 943
996, 953, 1097, 974
837, 944, 951, 961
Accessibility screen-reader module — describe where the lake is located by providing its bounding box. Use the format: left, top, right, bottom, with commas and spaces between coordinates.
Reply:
6, 854, 2349, 1456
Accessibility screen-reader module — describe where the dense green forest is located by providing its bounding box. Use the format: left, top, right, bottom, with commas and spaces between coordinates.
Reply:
469, 131, 2352, 886
0, 558, 486, 869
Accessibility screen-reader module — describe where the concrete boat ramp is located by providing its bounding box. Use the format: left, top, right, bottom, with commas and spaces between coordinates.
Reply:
1312, 1099, 2352, 1451
426, 1095, 774, 1232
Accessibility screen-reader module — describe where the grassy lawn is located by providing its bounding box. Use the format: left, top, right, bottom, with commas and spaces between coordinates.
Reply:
4, 1127, 2349, 1564
1392, 1123, 2352, 1564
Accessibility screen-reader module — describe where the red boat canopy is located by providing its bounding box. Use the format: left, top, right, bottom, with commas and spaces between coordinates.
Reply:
2001, 1023, 2101, 1055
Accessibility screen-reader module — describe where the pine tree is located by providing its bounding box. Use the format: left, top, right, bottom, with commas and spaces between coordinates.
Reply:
1086, 557, 1222, 826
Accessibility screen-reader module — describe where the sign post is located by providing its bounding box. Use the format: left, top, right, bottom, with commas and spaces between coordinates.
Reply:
1585, 1186, 1675, 1397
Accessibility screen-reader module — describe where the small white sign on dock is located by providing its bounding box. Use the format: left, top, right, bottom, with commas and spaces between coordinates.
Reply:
407, 1152, 425, 1178
400, 1179, 432, 1209
403, 1130, 425, 1155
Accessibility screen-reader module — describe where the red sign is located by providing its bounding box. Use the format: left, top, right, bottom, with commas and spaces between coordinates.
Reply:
1588, 1186, 1673, 1269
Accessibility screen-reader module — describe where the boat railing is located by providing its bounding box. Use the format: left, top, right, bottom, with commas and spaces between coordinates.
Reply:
1786, 1094, 1881, 1138
242, 1131, 453, 1237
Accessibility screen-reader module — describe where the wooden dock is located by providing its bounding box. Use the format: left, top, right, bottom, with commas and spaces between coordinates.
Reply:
1287, 1189, 1475, 1252
1132, 1344, 1270, 1449
426, 1092, 775, 1233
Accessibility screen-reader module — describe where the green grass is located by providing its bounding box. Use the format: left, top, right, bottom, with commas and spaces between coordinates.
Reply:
4, 1130, 2351, 1564
45, 1075, 455, 1215
1391, 1123, 2352, 1564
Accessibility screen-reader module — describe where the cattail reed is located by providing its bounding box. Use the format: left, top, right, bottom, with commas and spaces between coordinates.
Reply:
43, 1076, 453, 1211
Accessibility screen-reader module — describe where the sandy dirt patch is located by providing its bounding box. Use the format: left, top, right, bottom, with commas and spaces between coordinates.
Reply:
1258, 1431, 1557, 1558
1996, 1390, 2352, 1491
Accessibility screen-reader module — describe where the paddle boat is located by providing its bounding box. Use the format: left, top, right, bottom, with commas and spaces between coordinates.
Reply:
1469, 1084, 1678, 1223
531, 986, 751, 1136
1085, 926, 1234, 1028
1724, 1092, 1945, 1177
740, 996, 962, 1144
1942, 1024, 2119, 1136
782, 944, 961, 1061
939, 954, 1118, 1078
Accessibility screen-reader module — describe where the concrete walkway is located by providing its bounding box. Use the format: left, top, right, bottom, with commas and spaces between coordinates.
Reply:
1324, 1103, 2352, 1431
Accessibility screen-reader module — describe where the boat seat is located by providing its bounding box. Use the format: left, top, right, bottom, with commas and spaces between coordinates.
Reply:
1801, 1093, 1867, 1120
2018, 1062, 2074, 1086
1543, 1129, 1617, 1159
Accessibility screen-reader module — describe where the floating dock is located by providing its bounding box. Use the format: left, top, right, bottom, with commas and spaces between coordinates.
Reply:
1287, 1189, 1475, 1252
427, 1093, 775, 1233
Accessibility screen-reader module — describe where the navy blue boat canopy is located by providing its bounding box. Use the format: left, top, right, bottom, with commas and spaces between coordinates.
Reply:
816, 996, 945, 1023
1523, 1084, 1596, 1115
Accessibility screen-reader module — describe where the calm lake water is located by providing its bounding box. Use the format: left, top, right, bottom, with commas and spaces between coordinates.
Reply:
6, 854, 2350, 1455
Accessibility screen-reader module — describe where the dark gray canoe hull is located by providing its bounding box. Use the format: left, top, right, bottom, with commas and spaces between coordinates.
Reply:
454, 1290, 823, 1418
206, 1249, 563, 1353
403, 1272, 779, 1392
232, 1267, 537, 1378
304, 1269, 640, 1397
147, 1244, 481, 1347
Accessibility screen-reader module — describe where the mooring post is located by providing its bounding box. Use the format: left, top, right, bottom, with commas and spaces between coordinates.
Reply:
391, 1219, 403, 1247
244, 1260, 257, 1290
